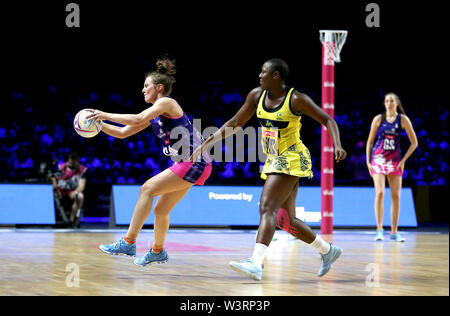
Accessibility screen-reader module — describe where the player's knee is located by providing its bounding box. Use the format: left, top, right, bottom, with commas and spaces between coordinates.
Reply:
391, 192, 401, 202
259, 198, 277, 216
140, 180, 157, 197
76, 192, 84, 201
375, 190, 385, 199
153, 205, 169, 217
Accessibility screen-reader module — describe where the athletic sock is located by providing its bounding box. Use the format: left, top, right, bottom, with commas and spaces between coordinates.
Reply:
251, 243, 268, 269
309, 235, 331, 255
123, 236, 135, 245
152, 246, 163, 254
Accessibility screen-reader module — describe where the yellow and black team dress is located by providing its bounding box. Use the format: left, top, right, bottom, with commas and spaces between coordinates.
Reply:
257, 87, 314, 180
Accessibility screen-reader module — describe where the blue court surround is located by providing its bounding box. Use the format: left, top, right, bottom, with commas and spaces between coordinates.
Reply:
0, 184, 416, 227
0, 184, 56, 224
111, 185, 417, 227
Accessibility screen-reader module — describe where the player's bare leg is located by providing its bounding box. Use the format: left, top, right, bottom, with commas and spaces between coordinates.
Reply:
99, 169, 192, 257
387, 175, 405, 242
134, 187, 191, 267
373, 173, 386, 240
125, 169, 192, 242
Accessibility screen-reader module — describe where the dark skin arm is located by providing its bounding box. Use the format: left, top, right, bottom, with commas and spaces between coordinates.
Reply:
290, 91, 347, 162
190, 87, 261, 161
190, 87, 347, 162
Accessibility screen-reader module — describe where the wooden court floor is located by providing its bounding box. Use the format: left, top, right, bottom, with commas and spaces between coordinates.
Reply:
0, 228, 448, 296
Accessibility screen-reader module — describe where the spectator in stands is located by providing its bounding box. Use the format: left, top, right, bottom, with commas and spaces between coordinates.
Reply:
0, 82, 448, 187
49, 152, 87, 228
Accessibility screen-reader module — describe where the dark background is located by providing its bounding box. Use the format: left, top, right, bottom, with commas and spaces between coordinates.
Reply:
2, 1, 445, 95
0, 1, 448, 223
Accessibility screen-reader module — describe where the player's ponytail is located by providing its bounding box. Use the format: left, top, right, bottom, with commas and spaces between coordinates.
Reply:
145, 56, 177, 96
156, 57, 176, 78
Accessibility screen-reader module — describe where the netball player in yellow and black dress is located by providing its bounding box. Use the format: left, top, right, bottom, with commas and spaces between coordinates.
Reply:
192, 59, 347, 280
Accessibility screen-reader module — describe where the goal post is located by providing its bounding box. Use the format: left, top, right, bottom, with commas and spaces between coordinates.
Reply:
319, 30, 348, 235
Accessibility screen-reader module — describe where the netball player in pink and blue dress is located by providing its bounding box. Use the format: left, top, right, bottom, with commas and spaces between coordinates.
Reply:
366, 93, 418, 242
87, 57, 212, 266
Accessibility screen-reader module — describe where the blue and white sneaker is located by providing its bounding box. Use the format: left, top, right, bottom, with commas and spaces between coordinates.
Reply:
390, 232, 405, 242
374, 229, 384, 241
99, 238, 136, 257
134, 249, 169, 267
229, 258, 263, 281
317, 244, 342, 277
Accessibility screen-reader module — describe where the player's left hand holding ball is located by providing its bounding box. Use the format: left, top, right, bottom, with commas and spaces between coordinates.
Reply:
73, 109, 103, 138
85, 109, 107, 122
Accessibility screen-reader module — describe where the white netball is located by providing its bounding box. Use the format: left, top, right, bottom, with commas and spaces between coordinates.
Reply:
73, 109, 102, 138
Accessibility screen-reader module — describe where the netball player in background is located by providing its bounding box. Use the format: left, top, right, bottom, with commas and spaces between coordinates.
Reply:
87, 57, 212, 266
191, 58, 347, 281
366, 93, 418, 242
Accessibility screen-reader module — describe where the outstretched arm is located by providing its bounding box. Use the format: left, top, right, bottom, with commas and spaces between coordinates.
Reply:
86, 98, 177, 126
190, 87, 261, 161
101, 121, 150, 139
291, 91, 347, 162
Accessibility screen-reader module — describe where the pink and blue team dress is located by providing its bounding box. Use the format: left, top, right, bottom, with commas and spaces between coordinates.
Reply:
150, 112, 212, 185
370, 114, 403, 176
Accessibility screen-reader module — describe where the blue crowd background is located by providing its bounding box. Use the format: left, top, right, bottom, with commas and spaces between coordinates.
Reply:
1, 1, 448, 223
1, 80, 448, 187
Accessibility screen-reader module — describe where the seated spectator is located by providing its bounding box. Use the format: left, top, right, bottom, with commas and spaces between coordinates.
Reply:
49, 152, 87, 228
